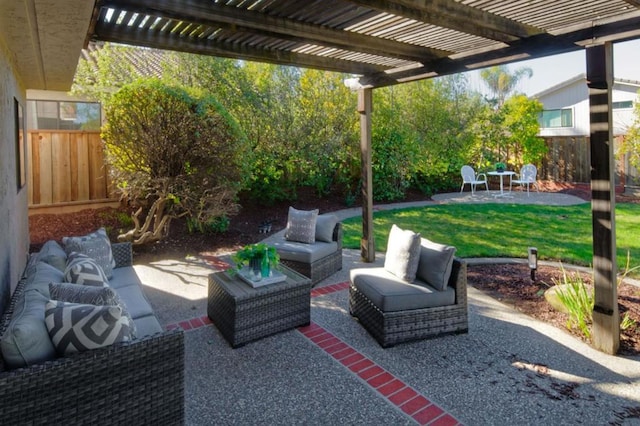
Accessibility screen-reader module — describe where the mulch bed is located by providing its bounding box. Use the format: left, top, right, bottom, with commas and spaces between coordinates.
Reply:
468, 263, 640, 356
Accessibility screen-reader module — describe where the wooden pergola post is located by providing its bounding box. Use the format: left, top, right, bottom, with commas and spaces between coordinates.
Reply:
358, 87, 375, 262
586, 42, 619, 354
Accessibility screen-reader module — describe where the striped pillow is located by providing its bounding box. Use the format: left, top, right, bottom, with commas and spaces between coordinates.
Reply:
44, 300, 132, 355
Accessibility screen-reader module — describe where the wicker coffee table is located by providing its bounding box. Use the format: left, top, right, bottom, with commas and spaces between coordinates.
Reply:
208, 264, 312, 348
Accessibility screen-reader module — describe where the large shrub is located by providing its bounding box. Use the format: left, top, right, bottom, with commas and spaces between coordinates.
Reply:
102, 78, 247, 244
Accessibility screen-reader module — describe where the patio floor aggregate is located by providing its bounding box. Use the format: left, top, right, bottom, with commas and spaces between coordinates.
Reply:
137, 192, 639, 425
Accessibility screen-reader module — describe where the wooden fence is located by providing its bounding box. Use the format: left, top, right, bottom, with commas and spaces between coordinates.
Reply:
539, 136, 632, 185
27, 130, 116, 214
26, 132, 636, 214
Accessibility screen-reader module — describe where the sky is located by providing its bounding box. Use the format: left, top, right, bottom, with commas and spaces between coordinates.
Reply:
465, 39, 640, 97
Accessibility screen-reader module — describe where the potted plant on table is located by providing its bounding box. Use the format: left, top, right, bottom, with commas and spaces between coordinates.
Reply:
232, 243, 280, 281
495, 162, 506, 173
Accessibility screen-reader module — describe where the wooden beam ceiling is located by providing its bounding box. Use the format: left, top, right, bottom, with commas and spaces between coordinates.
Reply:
88, 0, 640, 88
347, 0, 543, 42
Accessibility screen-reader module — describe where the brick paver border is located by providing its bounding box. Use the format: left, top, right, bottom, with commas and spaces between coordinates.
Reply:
165, 259, 462, 426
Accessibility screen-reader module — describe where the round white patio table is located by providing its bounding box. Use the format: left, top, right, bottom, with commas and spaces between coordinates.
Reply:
487, 171, 516, 198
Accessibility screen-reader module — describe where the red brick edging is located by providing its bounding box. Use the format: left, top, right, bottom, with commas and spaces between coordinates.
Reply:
166, 258, 462, 425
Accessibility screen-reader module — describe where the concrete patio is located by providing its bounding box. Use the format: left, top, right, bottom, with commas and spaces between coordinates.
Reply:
134, 193, 640, 425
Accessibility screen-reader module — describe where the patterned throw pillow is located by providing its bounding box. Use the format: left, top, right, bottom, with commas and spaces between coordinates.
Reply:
284, 207, 319, 244
44, 300, 132, 355
383, 224, 421, 282
49, 282, 137, 337
63, 228, 116, 279
64, 252, 110, 287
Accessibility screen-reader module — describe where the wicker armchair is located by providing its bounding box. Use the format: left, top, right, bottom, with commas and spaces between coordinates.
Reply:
0, 244, 185, 425
279, 222, 343, 285
349, 258, 468, 348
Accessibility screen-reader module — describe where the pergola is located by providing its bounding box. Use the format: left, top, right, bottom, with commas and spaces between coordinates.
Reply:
30, 0, 640, 353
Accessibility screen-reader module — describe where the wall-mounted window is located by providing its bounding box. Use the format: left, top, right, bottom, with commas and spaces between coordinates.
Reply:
612, 100, 633, 110
26, 100, 101, 130
539, 108, 573, 128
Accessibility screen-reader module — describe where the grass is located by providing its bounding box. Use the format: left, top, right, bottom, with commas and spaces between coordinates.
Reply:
341, 202, 640, 271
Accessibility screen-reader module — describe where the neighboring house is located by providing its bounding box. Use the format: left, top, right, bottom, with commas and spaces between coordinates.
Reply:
534, 73, 640, 137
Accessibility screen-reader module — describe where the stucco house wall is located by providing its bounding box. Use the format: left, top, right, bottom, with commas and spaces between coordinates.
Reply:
0, 38, 29, 315
535, 75, 639, 137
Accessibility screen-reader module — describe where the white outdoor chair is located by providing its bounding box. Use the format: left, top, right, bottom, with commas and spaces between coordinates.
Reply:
510, 163, 539, 196
460, 165, 488, 195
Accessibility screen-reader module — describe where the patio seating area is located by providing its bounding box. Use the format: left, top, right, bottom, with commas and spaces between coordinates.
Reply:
135, 195, 640, 425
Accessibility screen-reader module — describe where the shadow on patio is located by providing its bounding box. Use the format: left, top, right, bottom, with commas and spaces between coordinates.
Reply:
136, 248, 640, 426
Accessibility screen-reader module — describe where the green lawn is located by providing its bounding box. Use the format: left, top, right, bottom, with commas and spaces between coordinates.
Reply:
341, 203, 640, 271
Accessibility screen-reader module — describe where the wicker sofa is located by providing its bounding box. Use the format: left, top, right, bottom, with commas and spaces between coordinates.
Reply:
0, 240, 184, 425
272, 213, 343, 286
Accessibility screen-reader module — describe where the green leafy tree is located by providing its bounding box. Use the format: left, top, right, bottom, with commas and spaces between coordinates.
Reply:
102, 78, 247, 244
501, 95, 546, 167
620, 95, 640, 170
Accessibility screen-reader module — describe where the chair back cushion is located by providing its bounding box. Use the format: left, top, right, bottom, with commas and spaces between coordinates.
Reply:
416, 238, 457, 291
384, 224, 421, 282
315, 214, 338, 242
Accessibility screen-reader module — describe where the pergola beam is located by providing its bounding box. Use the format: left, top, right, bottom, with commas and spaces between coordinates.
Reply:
93, 24, 389, 75
346, 0, 543, 43
101, 0, 449, 64
586, 43, 619, 355
358, 88, 375, 262
360, 15, 640, 88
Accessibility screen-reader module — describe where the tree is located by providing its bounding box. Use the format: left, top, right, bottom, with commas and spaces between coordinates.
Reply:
102, 78, 247, 244
501, 95, 546, 167
619, 94, 640, 170
480, 65, 533, 107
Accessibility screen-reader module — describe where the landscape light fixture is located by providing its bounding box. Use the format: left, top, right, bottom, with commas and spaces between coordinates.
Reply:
528, 247, 538, 281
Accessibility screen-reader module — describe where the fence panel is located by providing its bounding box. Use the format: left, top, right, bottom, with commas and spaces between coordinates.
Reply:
538, 136, 628, 184
27, 130, 113, 208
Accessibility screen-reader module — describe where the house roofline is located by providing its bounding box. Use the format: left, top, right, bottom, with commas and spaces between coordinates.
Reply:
532, 73, 640, 98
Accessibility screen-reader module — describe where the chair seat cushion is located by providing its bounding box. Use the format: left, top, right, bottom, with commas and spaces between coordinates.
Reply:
350, 267, 455, 312
273, 240, 338, 264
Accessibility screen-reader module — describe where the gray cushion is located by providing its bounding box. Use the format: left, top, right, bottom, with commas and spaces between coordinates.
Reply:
273, 240, 338, 263
45, 300, 132, 355
49, 282, 137, 338
132, 314, 164, 337
284, 207, 318, 244
108, 266, 143, 289
39, 254, 67, 272
383, 224, 421, 282
26, 261, 65, 297
63, 228, 115, 278
315, 214, 338, 242
113, 283, 155, 319
64, 252, 109, 287
350, 268, 455, 312
36, 240, 67, 262
416, 238, 457, 291
0, 289, 57, 369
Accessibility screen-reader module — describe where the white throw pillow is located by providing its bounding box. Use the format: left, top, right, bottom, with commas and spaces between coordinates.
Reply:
383, 224, 421, 282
